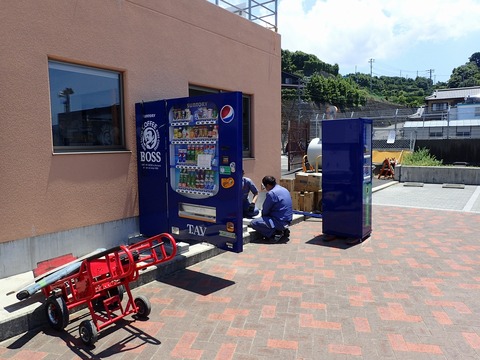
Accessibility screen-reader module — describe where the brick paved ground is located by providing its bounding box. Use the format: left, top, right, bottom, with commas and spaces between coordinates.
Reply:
2, 205, 480, 359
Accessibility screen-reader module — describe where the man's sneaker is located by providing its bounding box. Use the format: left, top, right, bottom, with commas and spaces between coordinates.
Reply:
270, 229, 289, 243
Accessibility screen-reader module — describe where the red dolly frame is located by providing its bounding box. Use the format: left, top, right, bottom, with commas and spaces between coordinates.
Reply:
42, 233, 177, 345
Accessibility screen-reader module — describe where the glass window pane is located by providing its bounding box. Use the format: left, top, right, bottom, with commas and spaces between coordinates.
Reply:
49, 61, 124, 151
242, 95, 251, 157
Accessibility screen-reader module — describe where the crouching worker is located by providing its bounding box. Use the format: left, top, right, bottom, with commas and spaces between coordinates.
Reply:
250, 175, 293, 243
242, 170, 260, 218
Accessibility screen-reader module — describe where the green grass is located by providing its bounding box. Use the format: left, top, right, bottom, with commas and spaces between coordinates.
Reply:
402, 148, 443, 166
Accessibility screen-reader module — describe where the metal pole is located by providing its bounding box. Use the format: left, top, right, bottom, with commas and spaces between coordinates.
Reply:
274, 0, 278, 32
287, 120, 291, 171
394, 109, 398, 133
446, 106, 450, 139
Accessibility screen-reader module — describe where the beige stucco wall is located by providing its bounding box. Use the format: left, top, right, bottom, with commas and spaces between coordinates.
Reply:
0, 0, 281, 277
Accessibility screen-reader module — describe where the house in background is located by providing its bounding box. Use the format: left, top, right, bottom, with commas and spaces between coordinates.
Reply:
404, 87, 480, 139
281, 71, 303, 89
371, 85, 480, 165
424, 86, 480, 112
400, 87, 480, 164
0, 0, 281, 279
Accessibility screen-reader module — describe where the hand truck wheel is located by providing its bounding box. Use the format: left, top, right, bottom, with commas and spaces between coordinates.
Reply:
45, 295, 69, 330
79, 319, 98, 345
134, 295, 151, 319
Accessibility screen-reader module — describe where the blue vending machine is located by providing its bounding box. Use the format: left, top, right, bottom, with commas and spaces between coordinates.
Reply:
135, 92, 244, 253
322, 118, 372, 242
135, 100, 169, 236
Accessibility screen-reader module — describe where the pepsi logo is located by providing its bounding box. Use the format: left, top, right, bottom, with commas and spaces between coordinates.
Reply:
220, 105, 234, 123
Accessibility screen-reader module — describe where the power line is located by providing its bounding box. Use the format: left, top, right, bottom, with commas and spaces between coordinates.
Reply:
363, 60, 438, 79
349, 60, 451, 83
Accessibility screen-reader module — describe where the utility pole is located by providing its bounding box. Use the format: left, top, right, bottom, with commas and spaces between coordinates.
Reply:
427, 69, 435, 83
368, 58, 374, 90
59, 87, 74, 113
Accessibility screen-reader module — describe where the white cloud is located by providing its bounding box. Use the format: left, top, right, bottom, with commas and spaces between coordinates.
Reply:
278, 0, 480, 74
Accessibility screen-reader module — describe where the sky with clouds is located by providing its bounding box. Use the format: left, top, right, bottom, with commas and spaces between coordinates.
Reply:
277, 0, 480, 83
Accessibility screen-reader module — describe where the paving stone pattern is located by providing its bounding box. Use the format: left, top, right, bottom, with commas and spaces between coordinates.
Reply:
2, 205, 480, 359
372, 183, 480, 213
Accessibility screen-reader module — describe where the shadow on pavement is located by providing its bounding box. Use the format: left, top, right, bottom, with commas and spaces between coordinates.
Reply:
249, 237, 290, 245
306, 234, 366, 250
158, 268, 235, 296
6, 311, 161, 358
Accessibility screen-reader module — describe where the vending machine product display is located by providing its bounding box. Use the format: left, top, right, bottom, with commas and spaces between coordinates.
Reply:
321, 118, 372, 241
169, 103, 220, 200
135, 92, 244, 253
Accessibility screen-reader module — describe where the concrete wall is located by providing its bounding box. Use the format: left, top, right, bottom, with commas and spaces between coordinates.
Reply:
395, 165, 480, 185
0, 0, 281, 278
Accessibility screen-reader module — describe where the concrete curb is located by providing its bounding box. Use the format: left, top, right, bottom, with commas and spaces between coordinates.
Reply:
372, 180, 398, 193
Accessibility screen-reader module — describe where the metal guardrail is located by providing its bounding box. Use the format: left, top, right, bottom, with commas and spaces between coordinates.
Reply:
208, 0, 278, 31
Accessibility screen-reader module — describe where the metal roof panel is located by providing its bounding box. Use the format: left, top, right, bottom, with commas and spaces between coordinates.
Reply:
404, 119, 480, 127
425, 87, 480, 100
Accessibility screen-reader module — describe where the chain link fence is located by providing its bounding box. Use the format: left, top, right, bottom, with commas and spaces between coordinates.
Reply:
285, 106, 419, 171
286, 104, 480, 169
307, 108, 418, 151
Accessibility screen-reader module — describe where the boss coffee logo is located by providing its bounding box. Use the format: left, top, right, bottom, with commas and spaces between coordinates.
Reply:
140, 119, 161, 168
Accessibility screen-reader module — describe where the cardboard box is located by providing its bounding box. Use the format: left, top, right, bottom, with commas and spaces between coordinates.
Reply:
303, 191, 315, 212
306, 173, 322, 192
291, 191, 317, 212
294, 173, 309, 191
313, 190, 322, 211
291, 191, 304, 211
279, 178, 295, 192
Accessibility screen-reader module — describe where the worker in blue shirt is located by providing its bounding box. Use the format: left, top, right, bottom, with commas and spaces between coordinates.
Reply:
242, 170, 260, 218
250, 175, 292, 243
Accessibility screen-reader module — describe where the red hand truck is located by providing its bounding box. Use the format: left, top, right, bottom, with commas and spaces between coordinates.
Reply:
42, 233, 177, 345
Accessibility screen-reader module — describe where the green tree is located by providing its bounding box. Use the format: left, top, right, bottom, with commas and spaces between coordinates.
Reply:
305, 74, 366, 109
414, 77, 433, 91
447, 62, 480, 88
281, 49, 295, 74
282, 49, 339, 77
469, 52, 480, 68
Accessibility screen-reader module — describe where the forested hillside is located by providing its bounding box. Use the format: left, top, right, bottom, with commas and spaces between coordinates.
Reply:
282, 50, 480, 110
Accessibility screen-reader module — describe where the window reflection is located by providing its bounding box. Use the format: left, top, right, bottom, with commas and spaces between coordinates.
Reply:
49, 61, 124, 151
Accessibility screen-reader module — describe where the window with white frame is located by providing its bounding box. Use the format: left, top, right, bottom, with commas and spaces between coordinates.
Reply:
455, 127, 471, 137
431, 102, 448, 111
189, 85, 252, 158
428, 128, 443, 137
49, 60, 124, 152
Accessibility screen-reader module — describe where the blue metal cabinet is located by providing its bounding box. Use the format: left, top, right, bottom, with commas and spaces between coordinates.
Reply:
322, 118, 372, 241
